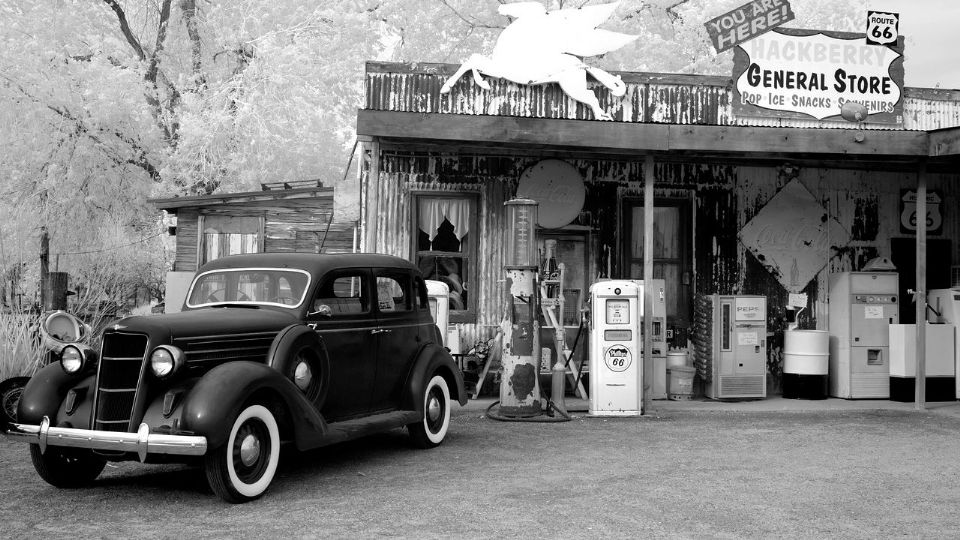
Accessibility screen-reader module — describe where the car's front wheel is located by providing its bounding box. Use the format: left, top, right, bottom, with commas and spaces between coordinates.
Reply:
204, 404, 280, 503
408, 374, 451, 448
29, 444, 106, 488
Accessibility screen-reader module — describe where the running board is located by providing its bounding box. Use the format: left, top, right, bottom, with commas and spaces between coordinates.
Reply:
311, 410, 421, 449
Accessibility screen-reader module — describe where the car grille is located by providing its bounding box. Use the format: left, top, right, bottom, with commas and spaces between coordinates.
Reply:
173, 332, 276, 365
95, 333, 148, 432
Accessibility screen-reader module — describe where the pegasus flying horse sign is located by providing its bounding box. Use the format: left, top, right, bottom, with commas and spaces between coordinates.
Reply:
440, 1, 638, 121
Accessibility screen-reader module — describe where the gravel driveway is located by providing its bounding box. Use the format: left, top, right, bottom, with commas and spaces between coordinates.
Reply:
2, 406, 959, 538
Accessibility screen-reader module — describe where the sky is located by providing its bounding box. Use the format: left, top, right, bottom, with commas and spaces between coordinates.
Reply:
867, 0, 960, 89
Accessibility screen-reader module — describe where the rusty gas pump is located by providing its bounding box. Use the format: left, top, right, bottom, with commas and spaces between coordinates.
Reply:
499, 199, 542, 417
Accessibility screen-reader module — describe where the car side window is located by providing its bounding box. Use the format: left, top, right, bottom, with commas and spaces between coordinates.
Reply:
313, 273, 369, 315
376, 273, 411, 313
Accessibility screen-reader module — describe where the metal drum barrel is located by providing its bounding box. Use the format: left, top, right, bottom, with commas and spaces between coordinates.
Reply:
782, 330, 829, 399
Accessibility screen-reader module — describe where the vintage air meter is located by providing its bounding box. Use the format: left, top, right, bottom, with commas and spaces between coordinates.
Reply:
589, 280, 643, 416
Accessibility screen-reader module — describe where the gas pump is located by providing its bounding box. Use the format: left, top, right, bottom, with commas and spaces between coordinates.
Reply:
589, 280, 643, 416
499, 199, 542, 417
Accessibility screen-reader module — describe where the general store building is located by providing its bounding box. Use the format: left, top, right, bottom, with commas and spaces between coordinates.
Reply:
356, 59, 960, 390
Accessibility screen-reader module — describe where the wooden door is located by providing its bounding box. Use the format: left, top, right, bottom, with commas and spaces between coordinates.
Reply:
624, 199, 693, 336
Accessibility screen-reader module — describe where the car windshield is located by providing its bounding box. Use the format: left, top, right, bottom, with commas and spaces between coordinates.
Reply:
186, 268, 311, 309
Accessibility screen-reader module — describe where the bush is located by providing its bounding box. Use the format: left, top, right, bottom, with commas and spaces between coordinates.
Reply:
0, 311, 44, 381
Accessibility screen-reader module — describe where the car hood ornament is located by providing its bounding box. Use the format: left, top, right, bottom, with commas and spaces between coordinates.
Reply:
440, 1, 638, 120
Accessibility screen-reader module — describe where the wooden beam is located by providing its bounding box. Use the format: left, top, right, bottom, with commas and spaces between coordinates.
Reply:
915, 164, 927, 410
642, 155, 654, 415
357, 110, 930, 159
363, 140, 381, 253
149, 187, 332, 210
668, 124, 928, 157
928, 127, 960, 157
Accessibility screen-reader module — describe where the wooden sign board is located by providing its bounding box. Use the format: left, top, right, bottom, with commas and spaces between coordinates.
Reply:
705, 0, 795, 53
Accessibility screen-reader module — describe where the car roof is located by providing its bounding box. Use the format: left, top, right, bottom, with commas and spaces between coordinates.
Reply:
197, 252, 419, 277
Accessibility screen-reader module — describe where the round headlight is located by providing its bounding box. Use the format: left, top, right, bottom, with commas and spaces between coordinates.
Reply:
60, 344, 85, 374
150, 345, 184, 378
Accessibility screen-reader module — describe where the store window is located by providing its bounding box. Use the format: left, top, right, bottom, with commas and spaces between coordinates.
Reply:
413, 194, 477, 322
200, 215, 263, 265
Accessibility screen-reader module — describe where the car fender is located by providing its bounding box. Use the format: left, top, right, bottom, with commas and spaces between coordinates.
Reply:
179, 361, 328, 450
266, 324, 330, 410
401, 343, 467, 412
17, 363, 93, 426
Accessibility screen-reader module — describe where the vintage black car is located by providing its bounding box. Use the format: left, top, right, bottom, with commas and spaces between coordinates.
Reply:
7, 253, 466, 502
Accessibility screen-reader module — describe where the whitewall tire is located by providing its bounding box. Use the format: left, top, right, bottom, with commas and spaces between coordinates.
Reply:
205, 404, 280, 503
408, 375, 451, 448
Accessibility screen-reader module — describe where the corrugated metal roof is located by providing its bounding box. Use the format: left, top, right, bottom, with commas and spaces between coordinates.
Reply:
365, 62, 960, 132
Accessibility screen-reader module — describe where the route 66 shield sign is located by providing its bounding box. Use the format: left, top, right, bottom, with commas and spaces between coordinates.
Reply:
900, 189, 943, 234
866, 11, 899, 46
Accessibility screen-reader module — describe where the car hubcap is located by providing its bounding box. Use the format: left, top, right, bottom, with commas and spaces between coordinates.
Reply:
294, 360, 312, 391
233, 418, 270, 483
239, 434, 261, 467
427, 394, 441, 423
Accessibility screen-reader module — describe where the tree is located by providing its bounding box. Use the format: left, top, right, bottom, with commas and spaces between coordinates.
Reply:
0, 0, 869, 310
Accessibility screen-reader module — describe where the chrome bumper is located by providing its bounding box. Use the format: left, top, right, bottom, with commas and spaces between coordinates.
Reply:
5, 417, 207, 462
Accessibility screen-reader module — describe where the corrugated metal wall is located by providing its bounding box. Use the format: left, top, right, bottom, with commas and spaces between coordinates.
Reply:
365, 150, 960, 379
365, 62, 960, 131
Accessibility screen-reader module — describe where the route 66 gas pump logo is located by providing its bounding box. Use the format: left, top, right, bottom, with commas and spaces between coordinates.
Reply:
604, 345, 632, 372
900, 189, 942, 234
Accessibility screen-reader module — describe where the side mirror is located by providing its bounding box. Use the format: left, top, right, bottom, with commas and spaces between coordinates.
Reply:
309, 304, 333, 318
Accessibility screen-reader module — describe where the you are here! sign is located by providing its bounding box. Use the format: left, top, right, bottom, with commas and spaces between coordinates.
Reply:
732, 28, 905, 124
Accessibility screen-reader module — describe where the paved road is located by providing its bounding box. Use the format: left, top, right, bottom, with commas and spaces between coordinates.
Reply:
2, 404, 960, 538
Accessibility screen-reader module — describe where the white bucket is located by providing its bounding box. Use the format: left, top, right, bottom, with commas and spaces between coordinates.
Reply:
667, 350, 688, 368
783, 330, 829, 375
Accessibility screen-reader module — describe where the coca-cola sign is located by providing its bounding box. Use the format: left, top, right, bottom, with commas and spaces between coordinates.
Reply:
739, 180, 850, 293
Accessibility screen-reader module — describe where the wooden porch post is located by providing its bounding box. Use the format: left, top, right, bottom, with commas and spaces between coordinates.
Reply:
362, 139, 381, 253
643, 155, 655, 414
915, 163, 927, 410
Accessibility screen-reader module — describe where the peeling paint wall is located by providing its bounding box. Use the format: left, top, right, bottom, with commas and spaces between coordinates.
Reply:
367, 149, 960, 384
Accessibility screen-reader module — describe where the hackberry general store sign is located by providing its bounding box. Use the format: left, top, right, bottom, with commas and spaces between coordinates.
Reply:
732, 28, 905, 124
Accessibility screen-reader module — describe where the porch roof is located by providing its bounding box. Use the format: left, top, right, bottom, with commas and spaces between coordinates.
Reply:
357, 109, 960, 171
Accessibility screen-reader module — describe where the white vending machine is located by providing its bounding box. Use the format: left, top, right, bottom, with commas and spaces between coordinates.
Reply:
928, 288, 960, 399
704, 295, 767, 399
634, 279, 667, 399
828, 271, 899, 399
589, 280, 643, 416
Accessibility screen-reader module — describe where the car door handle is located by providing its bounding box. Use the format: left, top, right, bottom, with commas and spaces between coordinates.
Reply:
370, 329, 392, 334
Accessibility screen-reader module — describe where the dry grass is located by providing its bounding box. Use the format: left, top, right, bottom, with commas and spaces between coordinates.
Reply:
0, 311, 44, 381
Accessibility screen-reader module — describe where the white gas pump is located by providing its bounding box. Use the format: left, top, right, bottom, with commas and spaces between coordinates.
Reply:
928, 288, 960, 399
589, 280, 643, 416
425, 279, 449, 347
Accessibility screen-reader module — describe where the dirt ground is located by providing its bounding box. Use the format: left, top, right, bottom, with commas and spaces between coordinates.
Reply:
2, 405, 960, 538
